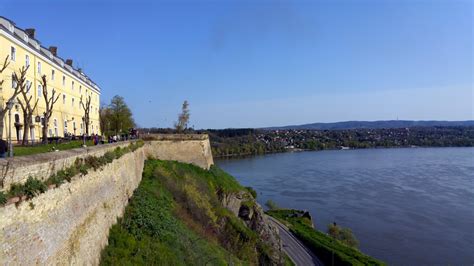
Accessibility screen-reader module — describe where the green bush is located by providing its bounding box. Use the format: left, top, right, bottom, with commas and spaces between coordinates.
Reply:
245, 186, 257, 199
328, 223, 359, 248
103, 151, 116, 163
24, 176, 47, 199
8, 183, 26, 198
265, 199, 279, 210
0, 191, 7, 205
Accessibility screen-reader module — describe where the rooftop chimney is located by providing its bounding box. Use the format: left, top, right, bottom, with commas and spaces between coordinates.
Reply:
48, 46, 58, 56
65, 59, 73, 66
24, 28, 35, 39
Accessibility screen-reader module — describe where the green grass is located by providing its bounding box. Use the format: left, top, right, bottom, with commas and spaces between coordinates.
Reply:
101, 159, 279, 265
267, 209, 385, 266
13, 140, 94, 157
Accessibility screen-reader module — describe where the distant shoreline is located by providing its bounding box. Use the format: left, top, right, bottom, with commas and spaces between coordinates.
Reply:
214, 145, 473, 160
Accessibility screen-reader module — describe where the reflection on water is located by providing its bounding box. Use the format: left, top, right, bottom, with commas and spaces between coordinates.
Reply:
217, 147, 474, 265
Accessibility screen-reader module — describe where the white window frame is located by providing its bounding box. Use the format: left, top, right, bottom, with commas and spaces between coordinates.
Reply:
37, 61, 41, 74
51, 69, 55, 80
37, 84, 42, 97
25, 54, 29, 67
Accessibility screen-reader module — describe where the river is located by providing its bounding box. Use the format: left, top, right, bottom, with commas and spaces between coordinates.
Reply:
216, 147, 474, 265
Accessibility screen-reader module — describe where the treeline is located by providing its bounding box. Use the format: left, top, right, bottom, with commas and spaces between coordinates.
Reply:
204, 126, 474, 158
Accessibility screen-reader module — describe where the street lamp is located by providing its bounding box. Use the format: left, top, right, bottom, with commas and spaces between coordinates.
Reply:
6, 98, 17, 157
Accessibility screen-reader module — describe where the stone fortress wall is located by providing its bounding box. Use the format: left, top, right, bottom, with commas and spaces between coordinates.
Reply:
0, 134, 213, 265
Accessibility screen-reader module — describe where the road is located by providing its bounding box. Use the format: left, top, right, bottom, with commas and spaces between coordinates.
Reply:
267, 216, 324, 266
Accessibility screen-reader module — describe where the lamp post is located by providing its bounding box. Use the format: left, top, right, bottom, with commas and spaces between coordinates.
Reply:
6, 98, 16, 157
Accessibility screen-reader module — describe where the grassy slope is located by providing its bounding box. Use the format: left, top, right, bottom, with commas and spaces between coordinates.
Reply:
101, 160, 275, 265
267, 209, 385, 266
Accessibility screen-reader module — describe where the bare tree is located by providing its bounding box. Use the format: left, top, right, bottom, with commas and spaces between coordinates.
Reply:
40, 75, 60, 144
174, 100, 190, 133
80, 94, 91, 136
0, 56, 24, 140
15, 66, 38, 145
99, 104, 111, 136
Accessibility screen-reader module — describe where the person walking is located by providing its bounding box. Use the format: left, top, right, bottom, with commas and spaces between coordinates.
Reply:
0, 138, 8, 158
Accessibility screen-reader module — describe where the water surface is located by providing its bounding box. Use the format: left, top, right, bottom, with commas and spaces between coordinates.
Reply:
217, 147, 474, 265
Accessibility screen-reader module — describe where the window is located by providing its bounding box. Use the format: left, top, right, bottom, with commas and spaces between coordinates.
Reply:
11, 73, 16, 89
64, 120, 68, 137
37, 84, 42, 96
72, 98, 75, 107
53, 118, 58, 137
72, 81, 74, 90
51, 69, 55, 80
10, 46, 16, 61
37, 62, 41, 74
62, 76, 66, 86
63, 95, 66, 104
79, 86, 82, 93
26, 80, 31, 94
25, 55, 29, 67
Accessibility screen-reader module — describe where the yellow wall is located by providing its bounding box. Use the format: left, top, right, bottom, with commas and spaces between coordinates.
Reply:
0, 28, 100, 142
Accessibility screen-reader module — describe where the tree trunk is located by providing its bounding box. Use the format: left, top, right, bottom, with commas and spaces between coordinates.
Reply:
0, 113, 4, 140
22, 124, 29, 146
42, 119, 48, 144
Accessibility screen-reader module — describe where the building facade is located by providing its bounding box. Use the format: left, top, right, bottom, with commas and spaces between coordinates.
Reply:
0, 16, 100, 142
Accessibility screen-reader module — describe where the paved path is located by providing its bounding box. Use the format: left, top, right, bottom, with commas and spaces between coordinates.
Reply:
267, 216, 324, 266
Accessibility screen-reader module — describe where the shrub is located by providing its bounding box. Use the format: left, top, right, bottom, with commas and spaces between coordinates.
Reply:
0, 191, 7, 205
245, 186, 257, 199
84, 156, 103, 171
328, 223, 359, 248
46, 173, 65, 186
265, 200, 279, 210
24, 176, 47, 199
114, 147, 126, 159
104, 151, 116, 163
8, 183, 25, 198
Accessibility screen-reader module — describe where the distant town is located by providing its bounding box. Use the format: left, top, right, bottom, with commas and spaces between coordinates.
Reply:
197, 126, 474, 157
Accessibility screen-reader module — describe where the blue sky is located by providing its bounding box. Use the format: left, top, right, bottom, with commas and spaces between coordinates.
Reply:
1, 0, 472, 128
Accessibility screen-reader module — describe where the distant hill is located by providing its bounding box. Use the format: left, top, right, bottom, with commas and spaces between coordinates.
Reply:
265, 120, 474, 130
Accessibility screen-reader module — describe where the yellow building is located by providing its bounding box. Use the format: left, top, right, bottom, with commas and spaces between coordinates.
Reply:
0, 16, 100, 142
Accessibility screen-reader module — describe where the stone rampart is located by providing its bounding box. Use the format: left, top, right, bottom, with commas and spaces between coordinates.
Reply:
0, 135, 214, 264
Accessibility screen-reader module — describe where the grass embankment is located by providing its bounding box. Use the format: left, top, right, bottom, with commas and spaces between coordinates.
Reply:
267, 209, 385, 266
13, 140, 94, 156
101, 160, 277, 265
